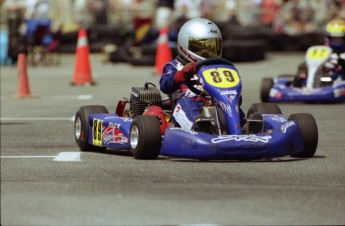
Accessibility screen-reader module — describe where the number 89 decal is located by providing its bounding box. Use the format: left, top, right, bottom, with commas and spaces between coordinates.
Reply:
92, 119, 103, 146
203, 68, 240, 88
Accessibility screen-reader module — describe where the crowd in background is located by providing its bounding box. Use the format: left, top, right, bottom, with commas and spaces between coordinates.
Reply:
2, 0, 345, 35
2, 0, 345, 64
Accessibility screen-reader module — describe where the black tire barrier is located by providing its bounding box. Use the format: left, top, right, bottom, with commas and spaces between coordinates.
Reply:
57, 24, 324, 64
221, 25, 271, 41
128, 56, 155, 66
109, 45, 178, 66
219, 23, 324, 52
89, 25, 134, 44
266, 32, 324, 51
222, 39, 266, 62
139, 44, 178, 57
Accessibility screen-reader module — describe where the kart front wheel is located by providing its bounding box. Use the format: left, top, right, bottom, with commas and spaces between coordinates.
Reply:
74, 105, 109, 152
130, 115, 162, 159
288, 113, 318, 158
260, 78, 274, 103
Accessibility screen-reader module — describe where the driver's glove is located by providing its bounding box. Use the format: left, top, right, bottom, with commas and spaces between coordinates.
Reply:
174, 62, 197, 84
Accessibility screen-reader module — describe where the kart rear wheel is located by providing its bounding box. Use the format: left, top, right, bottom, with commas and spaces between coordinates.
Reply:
288, 113, 318, 158
260, 78, 274, 103
247, 103, 282, 118
74, 105, 109, 152
130, 115, 162, 159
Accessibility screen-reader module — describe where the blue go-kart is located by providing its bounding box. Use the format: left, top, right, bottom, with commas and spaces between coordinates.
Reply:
74, 58, 318, 160
260, 45, 345, 103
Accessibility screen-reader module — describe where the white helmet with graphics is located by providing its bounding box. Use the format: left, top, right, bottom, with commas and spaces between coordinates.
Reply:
177, 18, 223, 63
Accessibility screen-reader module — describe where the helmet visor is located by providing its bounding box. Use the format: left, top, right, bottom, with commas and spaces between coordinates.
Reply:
188, 37, 222, 58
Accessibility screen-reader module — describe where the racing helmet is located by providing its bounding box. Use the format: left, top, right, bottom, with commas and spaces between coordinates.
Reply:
325, 19, 345, 52
177, 18, 223, 63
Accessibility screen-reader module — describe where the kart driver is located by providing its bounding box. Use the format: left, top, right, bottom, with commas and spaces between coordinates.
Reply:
323, 19, 345, 81
159, 18, 246, 131
294, 19, 345, 87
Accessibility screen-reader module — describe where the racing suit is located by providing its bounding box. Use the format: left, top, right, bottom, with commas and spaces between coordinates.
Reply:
159, 56, 246, 130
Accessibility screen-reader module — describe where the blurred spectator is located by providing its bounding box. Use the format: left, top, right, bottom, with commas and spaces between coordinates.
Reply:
260, 0, 281, 29
299, 0, 317, 32
26, 0, 51, 19
223, 0, 240, 25
282, 0, 317, 34
250, 0, 263, 25
200, 0, 215, 20
132, 0, 155, 45
54, 0, 79, 34
328, 0, 345, 20
88, 0, 109, 25
3, 0, 27, 63
155, 0, 174, 29
74, 0, 92, 28
175, 0, 202, 21
108, 0, 139, 25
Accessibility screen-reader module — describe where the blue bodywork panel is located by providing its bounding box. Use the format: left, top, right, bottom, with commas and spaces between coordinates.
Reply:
269, 79, 345, 103
88, 114, 132, 150
87, 113, 304, 160
160, 114, 304, 160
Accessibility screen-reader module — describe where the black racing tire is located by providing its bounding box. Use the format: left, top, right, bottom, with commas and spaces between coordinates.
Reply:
260, 78, 274, 103
247, 103, 282, 118
288, 113, 318, 158
74, 105, 109, 152
130, 115, 162, 159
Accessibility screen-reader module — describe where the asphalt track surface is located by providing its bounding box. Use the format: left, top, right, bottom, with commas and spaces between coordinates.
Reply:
1, 53, 344, 225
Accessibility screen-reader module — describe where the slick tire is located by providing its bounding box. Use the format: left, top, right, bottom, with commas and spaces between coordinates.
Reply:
74, 105, 109, 152
260, 78, 274, 103
288, 113, 318, 158
130, 115, 162, 159
247, 103, 282, 118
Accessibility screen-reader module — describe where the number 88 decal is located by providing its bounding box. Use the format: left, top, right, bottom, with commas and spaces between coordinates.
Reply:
203, 68, 240, 88
92, 119, 103, 146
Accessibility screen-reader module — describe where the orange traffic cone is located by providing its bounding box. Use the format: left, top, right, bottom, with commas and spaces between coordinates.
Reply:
16, 53, 31, 98
155, 27, 173, 75
71, 29, 95, 85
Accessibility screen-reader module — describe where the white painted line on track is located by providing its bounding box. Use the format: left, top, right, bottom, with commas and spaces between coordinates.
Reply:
1, 152, 81, 162
1, 95, 93, 100
53, 152, 81, 161
77, 95, 93, 100
0, 156, 54, 158
1, 116, 75, 122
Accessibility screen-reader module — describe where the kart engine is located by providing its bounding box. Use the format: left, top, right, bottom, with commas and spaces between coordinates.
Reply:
130, 83, 162, 117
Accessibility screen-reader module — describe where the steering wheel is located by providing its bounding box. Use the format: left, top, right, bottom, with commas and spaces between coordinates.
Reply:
185, 58, 234, 95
